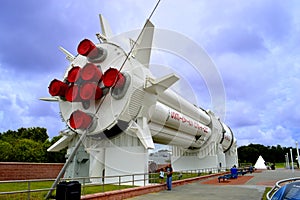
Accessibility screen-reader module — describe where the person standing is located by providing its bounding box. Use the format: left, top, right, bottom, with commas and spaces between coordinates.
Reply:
166, 164, 173, 190
159, 169, 165, 184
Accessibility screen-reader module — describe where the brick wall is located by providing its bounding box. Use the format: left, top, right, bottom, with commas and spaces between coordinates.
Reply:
0, 162, 64, 181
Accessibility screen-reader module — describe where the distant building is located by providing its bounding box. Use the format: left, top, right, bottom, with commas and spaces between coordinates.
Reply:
149, 149, 171, 164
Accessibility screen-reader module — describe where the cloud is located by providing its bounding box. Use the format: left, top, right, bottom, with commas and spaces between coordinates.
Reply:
237, 125, 296, 147
226, 100, 261, 127
0, 0, 299, 149
206, 26, 268, 54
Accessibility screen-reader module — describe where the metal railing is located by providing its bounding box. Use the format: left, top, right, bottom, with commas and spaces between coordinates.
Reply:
0, 178, 54, 200
266, 177, 300, 200
0, 167, 222, 199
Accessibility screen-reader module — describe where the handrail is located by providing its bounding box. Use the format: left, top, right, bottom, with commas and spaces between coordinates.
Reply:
266, 177, 300, 200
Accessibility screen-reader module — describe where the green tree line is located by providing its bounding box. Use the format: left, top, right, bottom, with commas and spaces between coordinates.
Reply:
238, 143, 298, 164
0, 127, 297, 165
0, 127, 66, 163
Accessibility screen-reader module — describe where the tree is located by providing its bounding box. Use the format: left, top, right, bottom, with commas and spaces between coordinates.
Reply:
0, 140, 14, 161
238, 145, 260, 164
0, 127, 48, 142
0, 129, 18, 142
18, 127, 48, 142
43, 136, 67, 163
13, 139, 45, 162
0, 127, 66, 163
238, 143, 296, 164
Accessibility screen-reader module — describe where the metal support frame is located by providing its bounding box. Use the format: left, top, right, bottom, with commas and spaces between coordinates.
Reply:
45, 131, 88, 199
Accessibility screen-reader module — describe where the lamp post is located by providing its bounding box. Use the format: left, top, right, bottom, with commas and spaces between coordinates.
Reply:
286, 153, 290, 169
296, 141, 300, 168
290, 148, 294, 172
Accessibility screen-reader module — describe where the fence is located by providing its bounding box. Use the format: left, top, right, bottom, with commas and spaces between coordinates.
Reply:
0, 167, 222, 199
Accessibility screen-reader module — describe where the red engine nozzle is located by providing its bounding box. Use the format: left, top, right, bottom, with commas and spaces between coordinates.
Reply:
48, 79, 68, 96
65, 84, 80, 102
67, 66, 81, 83
77, 39, 98, 58
102, 68, 126, 88
69, 110, 92, 129
80, 82, 103, 100
81, 63, 102, 82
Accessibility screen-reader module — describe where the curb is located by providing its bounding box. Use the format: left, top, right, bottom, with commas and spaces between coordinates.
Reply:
81, 172, 227, 200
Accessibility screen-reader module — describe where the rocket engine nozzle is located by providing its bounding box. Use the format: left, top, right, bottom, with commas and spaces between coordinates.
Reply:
81, 63, 102, 82
77, 38, 107, 62
48, 79, 68, 97
80, 82, 103, 101
67, 66, 81, 83
65, 84, 80, 102
102, 68, 126, 89
69, 110, 92, 129
77, 39, 99, 58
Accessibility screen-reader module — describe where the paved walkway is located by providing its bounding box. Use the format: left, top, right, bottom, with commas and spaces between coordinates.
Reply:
127, 169, 300, 200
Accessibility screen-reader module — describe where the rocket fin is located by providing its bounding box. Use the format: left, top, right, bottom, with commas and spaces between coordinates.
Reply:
144, 73, 179, 94
99, 14, 113, 39
39, 97, 59, 102
47, 132, 75, 152
59, 46, 75, 62
129, 117, 154, 149
131, 20, 154, 67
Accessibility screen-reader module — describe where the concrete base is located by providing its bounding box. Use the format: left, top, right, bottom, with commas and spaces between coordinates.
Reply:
225, 151, 238, 168
83, 134, 149, 186
171, 143, 238, 171
172, 155, 219, 172
64, 139, 90, 183
217, 151, 226, 169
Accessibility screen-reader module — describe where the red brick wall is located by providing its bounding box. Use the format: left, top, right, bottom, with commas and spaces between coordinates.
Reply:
0, 162, 64, 181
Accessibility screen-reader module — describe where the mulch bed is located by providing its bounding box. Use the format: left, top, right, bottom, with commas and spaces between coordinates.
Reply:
200, 175, 254, 185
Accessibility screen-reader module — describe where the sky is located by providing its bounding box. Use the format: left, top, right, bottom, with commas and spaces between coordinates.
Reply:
0, 0, 300, 148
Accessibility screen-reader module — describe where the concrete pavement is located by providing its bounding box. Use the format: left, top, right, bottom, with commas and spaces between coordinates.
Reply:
127, 169, 300, 200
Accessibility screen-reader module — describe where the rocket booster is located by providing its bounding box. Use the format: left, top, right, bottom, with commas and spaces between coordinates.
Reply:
46, 15, 235, 153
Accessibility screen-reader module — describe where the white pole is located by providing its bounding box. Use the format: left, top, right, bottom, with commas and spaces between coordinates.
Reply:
286, 153, 290, 169
290, 148, 294, 172
296, 141, 300, 168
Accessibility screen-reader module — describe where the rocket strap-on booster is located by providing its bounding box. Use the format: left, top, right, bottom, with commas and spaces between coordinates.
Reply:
46, 15, 236, 154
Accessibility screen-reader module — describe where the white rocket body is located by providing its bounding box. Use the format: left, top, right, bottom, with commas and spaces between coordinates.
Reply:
56, 41, 235, 152
45, 16, 237, 177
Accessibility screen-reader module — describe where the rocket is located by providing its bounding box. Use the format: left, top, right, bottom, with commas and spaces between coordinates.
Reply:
44, 15, 236, 153
43, 7, 238, 198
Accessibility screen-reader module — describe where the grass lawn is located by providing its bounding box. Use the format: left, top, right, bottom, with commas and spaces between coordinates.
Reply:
0, 181, 135, 200
0, 181, 52, 200
0, 181, 53, 192
275, 163, 285, 168
261, 187, 272, 200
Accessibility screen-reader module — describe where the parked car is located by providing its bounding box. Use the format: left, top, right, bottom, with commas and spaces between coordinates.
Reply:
270, 181, 300, 200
